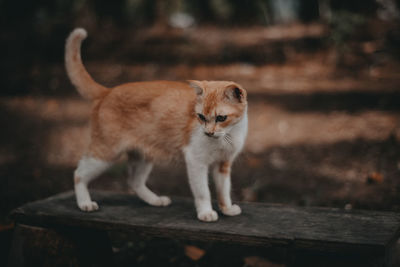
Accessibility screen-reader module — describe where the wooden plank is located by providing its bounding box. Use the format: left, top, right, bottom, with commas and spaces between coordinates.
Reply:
10, 190, 400, 256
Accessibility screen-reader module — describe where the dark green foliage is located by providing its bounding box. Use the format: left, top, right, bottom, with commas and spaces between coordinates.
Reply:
329, 10, 366, 49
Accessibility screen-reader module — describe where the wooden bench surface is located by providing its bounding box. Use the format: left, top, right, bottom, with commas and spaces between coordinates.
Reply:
11, 190, 400, 255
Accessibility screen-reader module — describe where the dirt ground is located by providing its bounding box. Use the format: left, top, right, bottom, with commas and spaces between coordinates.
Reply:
1, 24, 400, 266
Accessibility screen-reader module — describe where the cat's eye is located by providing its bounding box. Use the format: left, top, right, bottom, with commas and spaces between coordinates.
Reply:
216, 115, 227, 122
197, 113, 207, 122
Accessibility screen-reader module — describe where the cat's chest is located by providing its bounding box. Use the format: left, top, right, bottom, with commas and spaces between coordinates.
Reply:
187, 130, 245, 164
184, 115, 248, 164
193, 138, 236, 163
204, 137, 235, 155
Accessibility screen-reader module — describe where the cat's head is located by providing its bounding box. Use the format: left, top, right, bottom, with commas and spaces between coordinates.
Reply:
189, 80, 247, 138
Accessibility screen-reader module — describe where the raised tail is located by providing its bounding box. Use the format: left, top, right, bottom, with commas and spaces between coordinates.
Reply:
65, 28, 108, 100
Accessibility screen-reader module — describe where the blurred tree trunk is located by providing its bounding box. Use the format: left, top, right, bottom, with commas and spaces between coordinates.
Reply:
153, 0, 169, 28
299, 0, 320, 22
196, 0, 217, 23
270, 0, 299, 24
229, 0, 264, 25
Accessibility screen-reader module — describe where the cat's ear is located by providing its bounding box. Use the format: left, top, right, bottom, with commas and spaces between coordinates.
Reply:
224, 84, 247, 103
188, 80, 203, 96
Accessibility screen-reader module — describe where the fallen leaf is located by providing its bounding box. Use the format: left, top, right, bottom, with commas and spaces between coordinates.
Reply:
184, 245, 205, 261
366, 172, 384, 184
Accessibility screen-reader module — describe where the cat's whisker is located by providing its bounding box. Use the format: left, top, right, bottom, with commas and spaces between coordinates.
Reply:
223, 134, 234, 146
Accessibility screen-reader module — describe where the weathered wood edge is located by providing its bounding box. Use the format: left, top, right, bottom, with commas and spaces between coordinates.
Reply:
9, 190, 400, 255
11, 209, 292, 247
11, 210, 387, 256
385, 224, 400, 260
11, 190, 400, 220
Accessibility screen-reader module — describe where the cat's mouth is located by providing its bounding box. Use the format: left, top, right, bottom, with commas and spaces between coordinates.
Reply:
204, 132, 220, 139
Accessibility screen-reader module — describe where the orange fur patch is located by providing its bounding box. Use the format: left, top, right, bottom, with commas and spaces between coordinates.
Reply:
191, 81, 247, 136
203, 90, 219, 115
74, 176, 81, 184
219, 161, 231, 174
83, 81, 199, 162
218, 197, 225, 208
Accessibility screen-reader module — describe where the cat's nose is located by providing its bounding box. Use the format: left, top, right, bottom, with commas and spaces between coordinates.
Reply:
205, 132, 214, 137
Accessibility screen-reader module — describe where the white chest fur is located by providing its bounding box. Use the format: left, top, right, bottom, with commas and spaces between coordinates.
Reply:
184, 112, 248, 165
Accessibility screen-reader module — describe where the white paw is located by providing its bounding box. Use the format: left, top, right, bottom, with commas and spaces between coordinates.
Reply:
151, 196, 172, 207
197, 210, 218, 222
78, 201, 99, 212
221, 204, 241, 216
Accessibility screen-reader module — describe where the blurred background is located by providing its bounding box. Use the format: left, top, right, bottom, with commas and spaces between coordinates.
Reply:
1, 0, 400, 266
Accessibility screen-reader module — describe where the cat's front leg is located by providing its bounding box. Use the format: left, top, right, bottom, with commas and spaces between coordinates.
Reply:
185, 154, 218, 222
212, 161, 241, 216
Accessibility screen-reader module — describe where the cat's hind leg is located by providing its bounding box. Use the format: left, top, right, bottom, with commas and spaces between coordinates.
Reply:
74, 156, 112, 211
127, 151, 171, 206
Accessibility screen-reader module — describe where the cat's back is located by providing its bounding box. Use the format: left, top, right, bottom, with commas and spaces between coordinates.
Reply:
109, 80, 194, 106
92, 80, 197, 161
96, 80, 195, 118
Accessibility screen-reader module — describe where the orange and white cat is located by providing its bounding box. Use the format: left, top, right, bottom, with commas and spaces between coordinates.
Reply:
65, 28, 248, 222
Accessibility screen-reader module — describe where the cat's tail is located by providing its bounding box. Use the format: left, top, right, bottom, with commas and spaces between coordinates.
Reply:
65, 28, 108, 100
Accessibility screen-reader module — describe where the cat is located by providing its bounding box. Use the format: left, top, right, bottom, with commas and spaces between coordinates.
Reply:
65, 28, 248, 222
